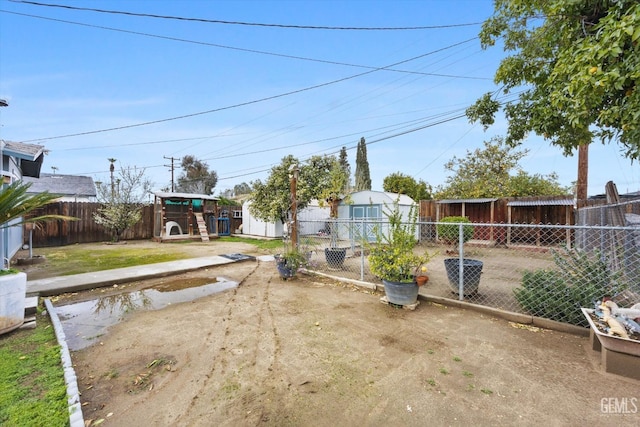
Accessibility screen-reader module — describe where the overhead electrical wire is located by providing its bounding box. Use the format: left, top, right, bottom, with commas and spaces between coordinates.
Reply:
73, 88, 525, 181
17, 37, 479, 143
3, 2, 502, 187
10, 0, 484, 30
0, 10, 490, 81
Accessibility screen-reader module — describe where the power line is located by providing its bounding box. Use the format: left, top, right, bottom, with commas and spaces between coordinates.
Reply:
18, 37, 478, 143
10, 1, 484, 30
0, 10, 489, 81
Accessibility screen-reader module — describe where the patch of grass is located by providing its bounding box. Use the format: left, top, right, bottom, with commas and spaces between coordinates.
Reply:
439, 368, 449, 375
27, 246, 191, 277
426, 378, 436, 386
462, 370, 474, 378
0, 317, 69, 427
105, 369, 119, 379
481, 388, 493, 395
218, 236, 282, 251
466, 384, 476, 391
22, 237, 282, 278
452, 356, 462, 362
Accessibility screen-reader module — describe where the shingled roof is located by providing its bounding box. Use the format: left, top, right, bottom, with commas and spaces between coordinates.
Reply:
22, 173, 96, 198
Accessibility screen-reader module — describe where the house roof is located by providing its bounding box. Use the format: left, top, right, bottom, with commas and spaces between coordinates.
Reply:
589, 190, 640, 200
2, 140, 46, 178
507, 199, 574, 207
23, 173, 97, 197
2, 140, 45, 160
437, 198, 498, 204
346, 190, 416, 206
154, 191, 219, 201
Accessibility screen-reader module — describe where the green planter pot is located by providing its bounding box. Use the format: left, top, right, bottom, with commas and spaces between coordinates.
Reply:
382, 279, 419, 306
0, 272, 27, 335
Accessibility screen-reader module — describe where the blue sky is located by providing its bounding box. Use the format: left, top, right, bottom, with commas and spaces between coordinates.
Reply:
1, 0, 638, 198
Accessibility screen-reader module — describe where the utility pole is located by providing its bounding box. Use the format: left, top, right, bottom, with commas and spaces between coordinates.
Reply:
164, 156, 178, 192
108, 158, 117, 199
576, 145, 588, 208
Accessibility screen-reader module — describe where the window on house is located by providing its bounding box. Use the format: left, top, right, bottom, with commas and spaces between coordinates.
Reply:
233, 210, 242, 218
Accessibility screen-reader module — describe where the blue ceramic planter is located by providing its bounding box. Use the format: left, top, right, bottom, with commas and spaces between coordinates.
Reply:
276, 258, 297, 279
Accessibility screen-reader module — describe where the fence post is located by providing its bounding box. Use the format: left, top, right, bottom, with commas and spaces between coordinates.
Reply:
360, 219, 365, 281
458, 223, 464, 301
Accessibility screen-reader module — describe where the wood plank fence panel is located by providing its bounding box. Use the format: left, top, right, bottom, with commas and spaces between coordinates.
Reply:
25, 202, 154, 247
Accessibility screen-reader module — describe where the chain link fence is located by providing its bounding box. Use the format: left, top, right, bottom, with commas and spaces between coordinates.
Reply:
291, 218, 640, 328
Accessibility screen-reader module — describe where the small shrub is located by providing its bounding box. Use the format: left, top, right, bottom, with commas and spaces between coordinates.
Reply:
514, 248, 628, 326
368, 200, 433, 282
436, 216, 474, 246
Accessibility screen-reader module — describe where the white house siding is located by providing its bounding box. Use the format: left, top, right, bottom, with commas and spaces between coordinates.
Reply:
337, 190, 417, 242
241, 200, 329, 238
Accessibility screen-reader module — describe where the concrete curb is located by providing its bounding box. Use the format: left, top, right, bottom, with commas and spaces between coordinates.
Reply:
44, 298, 84, 427
316, 274, 590, 337
27, 256, 235, 297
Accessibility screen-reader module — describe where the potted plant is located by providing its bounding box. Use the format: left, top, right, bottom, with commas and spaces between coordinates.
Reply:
274, 249, 308, 280
0, 181, 75, 335
436, 216, 474, 252
414, 264, 429, 287
437, 216, 483, 295
319, 159, 350, 269
368, 199, 433, 306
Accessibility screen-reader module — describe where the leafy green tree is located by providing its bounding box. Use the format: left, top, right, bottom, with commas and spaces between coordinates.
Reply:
249, 154, 340, 224
94, 166, 152, 242
354, 137, 371, 191
466, 0, 640, 159
217, 196, 240, 206
435, 137, 569, 199
233, 182, 252, 196
382, 172, 432, 201
176, 155, 218, 195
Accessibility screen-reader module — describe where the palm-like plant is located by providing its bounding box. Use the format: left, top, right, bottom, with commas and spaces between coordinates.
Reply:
0, 181, 70, 227
0, 181, 75, 270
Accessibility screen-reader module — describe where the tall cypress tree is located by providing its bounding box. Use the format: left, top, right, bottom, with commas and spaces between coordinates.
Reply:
354, 137, 371, 191
338, 146, 351, 192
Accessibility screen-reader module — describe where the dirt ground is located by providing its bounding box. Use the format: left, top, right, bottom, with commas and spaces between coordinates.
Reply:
44, 241, 639, 426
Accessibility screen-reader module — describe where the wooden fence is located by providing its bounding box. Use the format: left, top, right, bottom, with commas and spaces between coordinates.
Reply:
26, 202, 155, 247
25, 202, 244, 248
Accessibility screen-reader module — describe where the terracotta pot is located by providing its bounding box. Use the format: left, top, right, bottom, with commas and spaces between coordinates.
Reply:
415, 275, 429, 287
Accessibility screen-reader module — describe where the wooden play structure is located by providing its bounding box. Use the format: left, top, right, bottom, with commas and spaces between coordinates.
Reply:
152, 191, 220, 242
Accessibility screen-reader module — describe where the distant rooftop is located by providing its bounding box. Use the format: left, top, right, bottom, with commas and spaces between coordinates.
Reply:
23, 173, 96, 197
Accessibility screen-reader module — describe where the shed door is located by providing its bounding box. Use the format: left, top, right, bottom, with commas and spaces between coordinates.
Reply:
351, 205, 379, 242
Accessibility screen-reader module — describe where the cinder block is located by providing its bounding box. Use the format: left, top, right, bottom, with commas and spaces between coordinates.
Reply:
380, 296, 420, 311
25, 296, 38, 316
590, 328, 602, 352
601, 346, 640, 380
